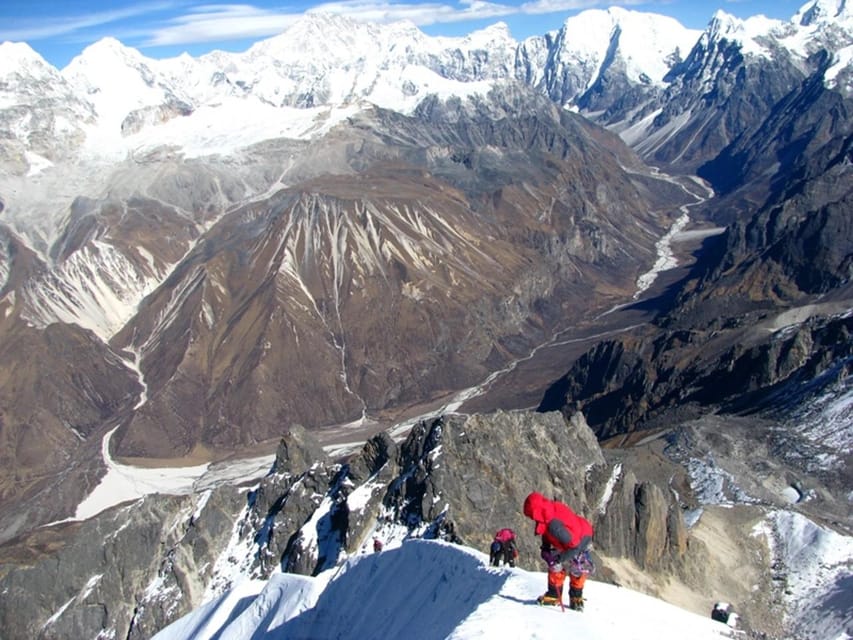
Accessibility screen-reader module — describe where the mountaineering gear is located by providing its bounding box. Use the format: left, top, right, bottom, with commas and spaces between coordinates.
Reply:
547, 518, 574, 548
568, 586, 584, 611
494, 528, 515, 544
537, 594, 562, 606
523, 492, 594, 563
568, 549, 595, 577
537, 562, 567, 609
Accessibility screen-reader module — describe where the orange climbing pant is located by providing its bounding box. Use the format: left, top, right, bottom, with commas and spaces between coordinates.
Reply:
570, 573, 587, 591
545, 568, 566, 600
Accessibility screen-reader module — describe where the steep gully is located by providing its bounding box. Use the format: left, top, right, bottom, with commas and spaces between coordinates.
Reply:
81, 170, 720, 519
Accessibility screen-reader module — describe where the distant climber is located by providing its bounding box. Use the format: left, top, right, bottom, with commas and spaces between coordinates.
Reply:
373, 538, 383, 553
523, 492, 594, 611
711, 602, 739, 628
489, 528, 518, 567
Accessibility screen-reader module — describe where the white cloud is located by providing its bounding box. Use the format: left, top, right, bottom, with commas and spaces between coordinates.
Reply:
520, 0, 647, 16
2, 0, 669, 48
144, 4, 300, 45
0, 1, 176, 42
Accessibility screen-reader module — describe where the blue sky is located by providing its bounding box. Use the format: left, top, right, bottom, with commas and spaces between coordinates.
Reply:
1, 0, 812, 69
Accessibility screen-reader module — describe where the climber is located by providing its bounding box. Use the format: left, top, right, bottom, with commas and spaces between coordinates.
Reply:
489, 527, 518, 567
523, 492, 594, 611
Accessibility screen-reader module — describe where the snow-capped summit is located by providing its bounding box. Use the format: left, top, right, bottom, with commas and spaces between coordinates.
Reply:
796, 0, 851, 26
62, 37, 186, 125
698, 0, 853, 62
787, 0, 853, 61
557, 8, 701, 88
247, 12, 386, 63
703, 10, 783, 57
0, 41, 95, 175
0, 41, 57, 79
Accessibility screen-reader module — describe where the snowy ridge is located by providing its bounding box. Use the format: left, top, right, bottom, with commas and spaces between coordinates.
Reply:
796, 0, 853, 26
702, 1, 853, 68
54, 16, 513, 163
0, 1, 849, 172
152, 539, 736, 640
705, 10, 785, 58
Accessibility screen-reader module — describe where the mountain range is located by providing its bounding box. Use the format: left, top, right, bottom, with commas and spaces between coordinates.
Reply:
0, 1, 850, 639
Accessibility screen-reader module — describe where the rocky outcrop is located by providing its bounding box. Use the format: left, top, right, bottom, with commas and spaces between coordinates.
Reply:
0, 488, 246, 640
120, 98, 193, 136
594, 467, 688, 571
539, 311, 853, 440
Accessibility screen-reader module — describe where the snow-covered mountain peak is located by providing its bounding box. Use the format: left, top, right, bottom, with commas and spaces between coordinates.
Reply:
294, 10, 369, 34
460, 21, 516, 47
60, 37, 188, 139
701, 1, 852, 62
556, 8, 700, 86
247, 12, 387, 62
796, 0, 851, 26
0, 41, 56, 78
63, 37, 150, 77
703, 10, 783, 57
0, 41, 95, 175
767, 0, 853, 74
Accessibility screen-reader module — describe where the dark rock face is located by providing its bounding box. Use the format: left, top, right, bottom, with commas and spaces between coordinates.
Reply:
539, 313, 853, 441
388, 411, 606, 563
593, 464, 688, 572
697, 57, 851, 204
120, 98, 193, 136
0, 489, 246, 640
638, 27, 807, 172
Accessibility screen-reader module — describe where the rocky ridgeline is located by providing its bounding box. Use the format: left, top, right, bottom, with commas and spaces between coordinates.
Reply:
0, 410, 704, 640
539, 308, 852, 442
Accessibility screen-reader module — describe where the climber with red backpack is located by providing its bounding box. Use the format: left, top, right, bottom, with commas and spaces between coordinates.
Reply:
523, 492, 594, 611
489, 527, 519, 567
